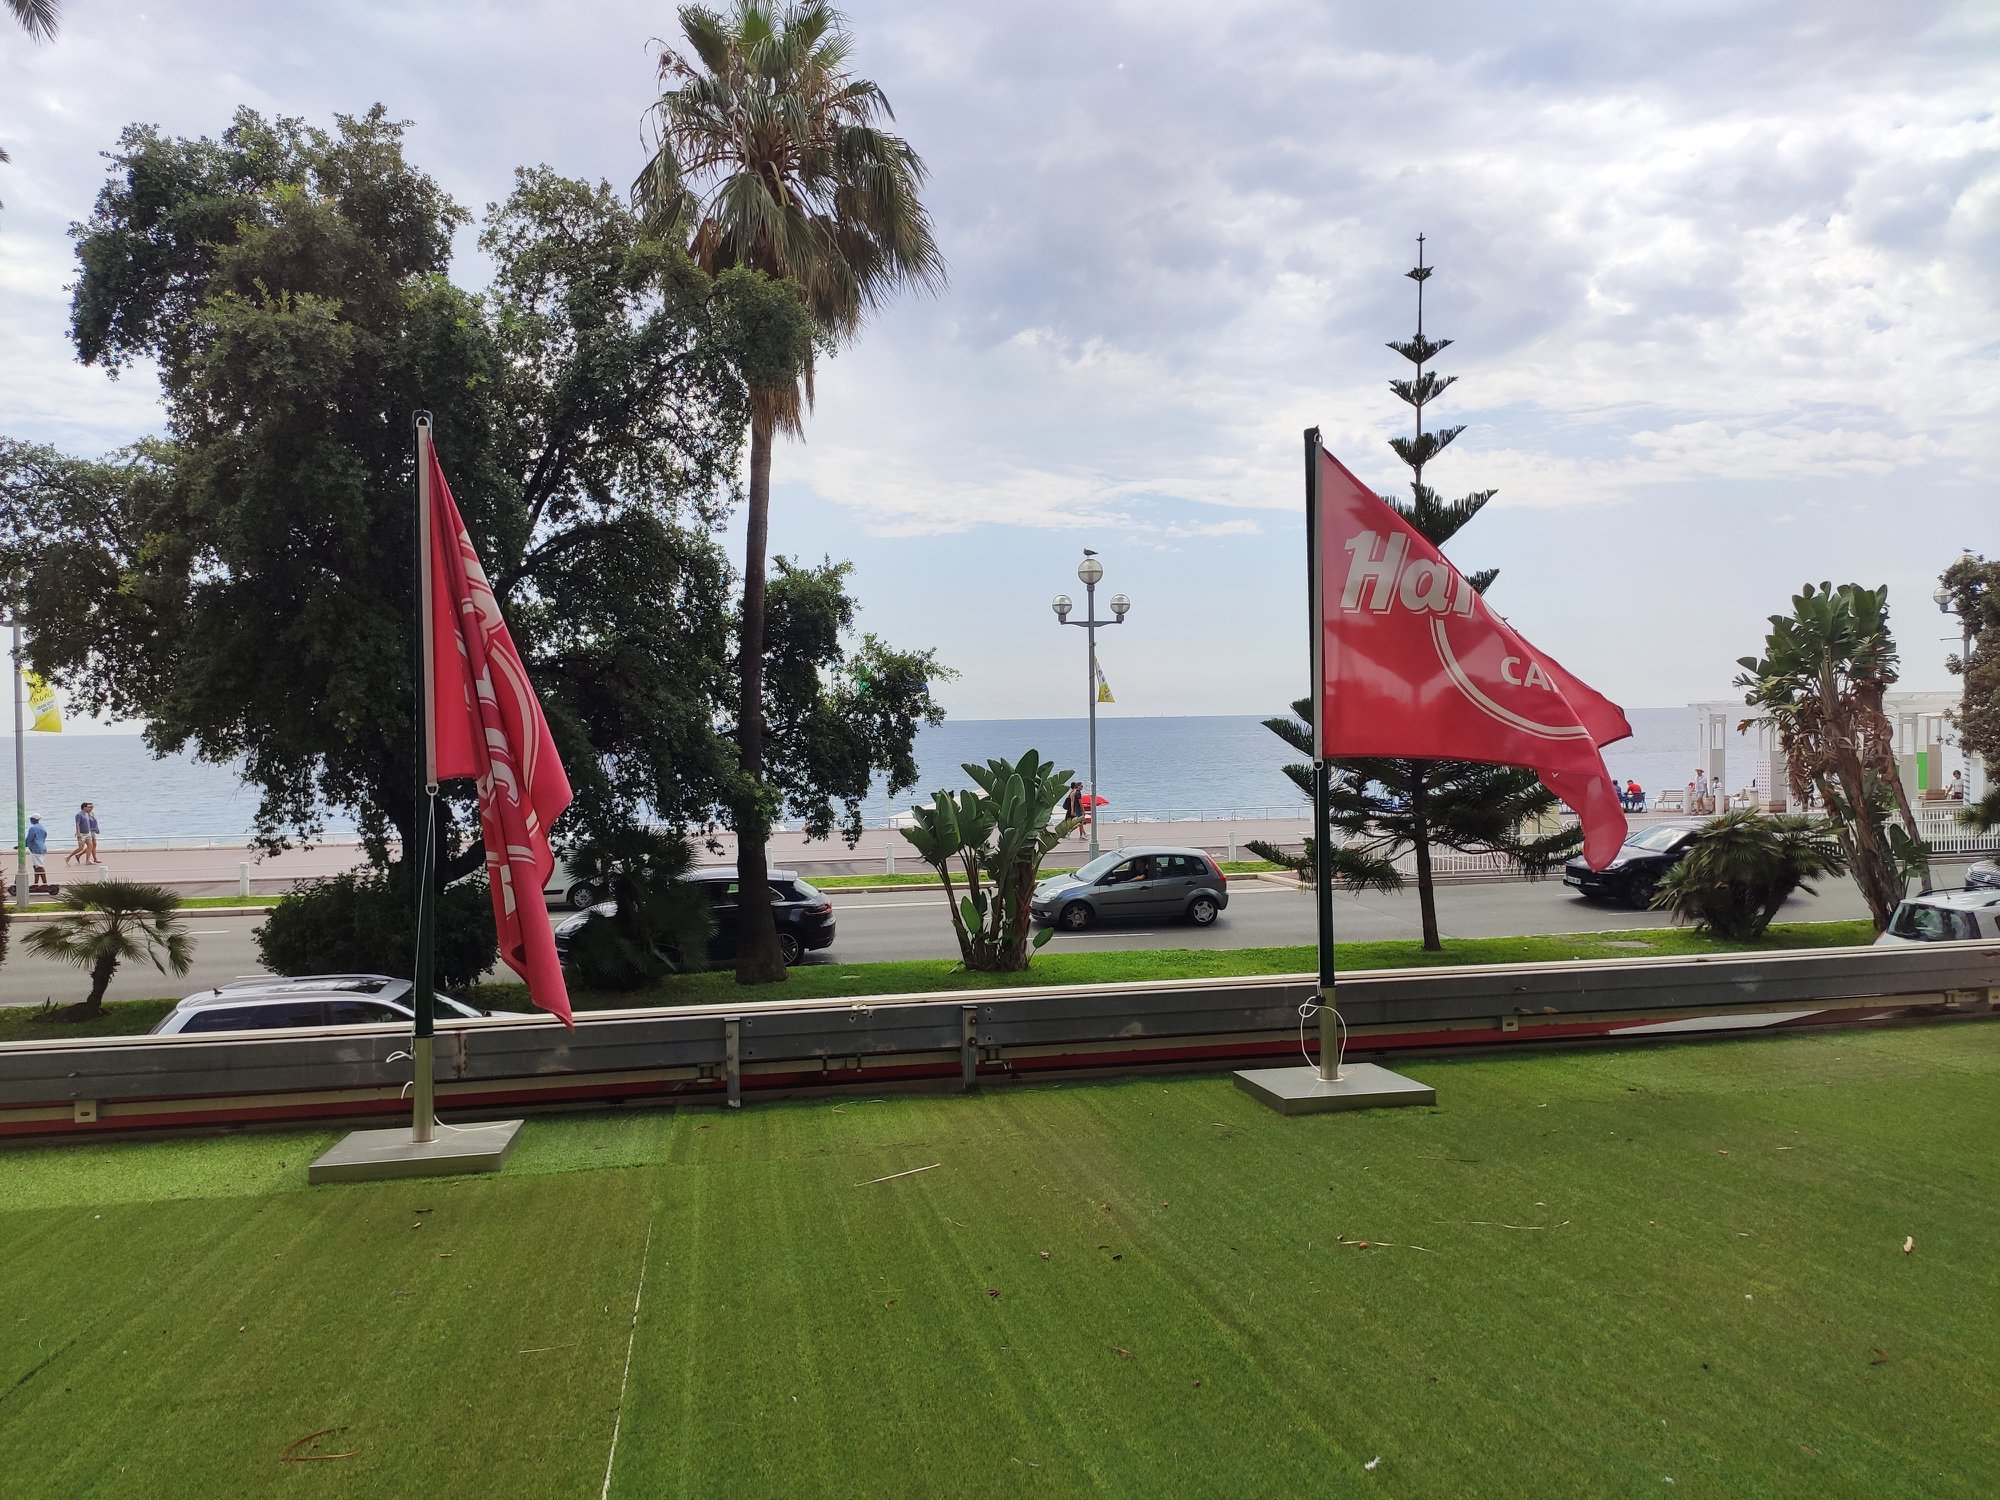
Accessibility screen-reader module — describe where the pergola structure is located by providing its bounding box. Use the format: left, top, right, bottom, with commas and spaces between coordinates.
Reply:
1689, 692, 1976, 809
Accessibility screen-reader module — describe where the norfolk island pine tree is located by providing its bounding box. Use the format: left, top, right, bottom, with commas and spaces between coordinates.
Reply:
1249, 240, 1578, 950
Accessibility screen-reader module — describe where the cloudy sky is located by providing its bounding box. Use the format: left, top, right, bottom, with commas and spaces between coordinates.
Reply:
3, 0, 1994, 729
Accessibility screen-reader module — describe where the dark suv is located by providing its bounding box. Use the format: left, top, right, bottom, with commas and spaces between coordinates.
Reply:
554, 867, 836, 969
1563, 823, 1699, 909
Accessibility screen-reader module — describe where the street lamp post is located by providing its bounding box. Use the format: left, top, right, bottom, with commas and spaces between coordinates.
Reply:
1935, 550, 1975, 676
1052, 552, 1130, 857
4, 611, 24, 912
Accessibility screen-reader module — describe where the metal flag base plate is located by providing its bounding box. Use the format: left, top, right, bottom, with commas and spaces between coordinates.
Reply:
1232, 1062, 1435, 1116
308, 1119, 524, 1184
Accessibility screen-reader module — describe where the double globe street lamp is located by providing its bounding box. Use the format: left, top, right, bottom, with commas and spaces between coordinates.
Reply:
1053, 551, 1130, 856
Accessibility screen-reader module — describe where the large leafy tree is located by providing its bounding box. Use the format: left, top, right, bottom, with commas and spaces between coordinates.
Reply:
636, 0, 946, 983
1937, 551, 2000, 832
4, 108, 944, 915
1735, 582, 1929, 929
6, 110, 748, 876
1249, 243, 1577, 950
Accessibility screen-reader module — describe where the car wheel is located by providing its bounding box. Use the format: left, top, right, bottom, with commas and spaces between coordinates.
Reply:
565, 882, 598, 911
1186, 894, 1220, 926
778, 931, 804, 966
1624, 874, 1659, 910
1059, 901, 1094, 932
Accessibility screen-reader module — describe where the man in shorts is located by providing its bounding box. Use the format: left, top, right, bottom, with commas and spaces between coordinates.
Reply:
25, 815, 49, 887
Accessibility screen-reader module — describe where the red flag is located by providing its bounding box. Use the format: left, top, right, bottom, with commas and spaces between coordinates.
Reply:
1313, 445, 1631, 868
427, 448, 575, 1024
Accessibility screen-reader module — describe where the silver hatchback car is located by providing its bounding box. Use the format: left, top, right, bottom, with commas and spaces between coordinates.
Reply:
151, 974, 487, 1035
1030, 847, 1229, 932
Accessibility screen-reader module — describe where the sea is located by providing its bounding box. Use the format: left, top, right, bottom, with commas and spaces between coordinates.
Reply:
6, 707, 1766, 846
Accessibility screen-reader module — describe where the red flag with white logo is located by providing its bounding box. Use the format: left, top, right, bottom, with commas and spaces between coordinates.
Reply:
427, 448, 575, 1024
1313, 444, 1631, 868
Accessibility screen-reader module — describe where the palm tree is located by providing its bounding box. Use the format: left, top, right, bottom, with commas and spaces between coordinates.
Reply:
1735, 582, 1929, 930
6, 0, 58, 40
1653, 810, 1849, 941
21, 880, 191, 1019
636, 0, 944, 983
3, 1, 61, 207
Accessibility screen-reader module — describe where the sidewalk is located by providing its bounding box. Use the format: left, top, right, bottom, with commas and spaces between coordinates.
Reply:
14, 808, 1723, 893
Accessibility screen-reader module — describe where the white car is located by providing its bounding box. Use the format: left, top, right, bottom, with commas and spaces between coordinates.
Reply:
151, 975, 487, 1035
541, 857, 602, 911
1874, 889, 2000, 945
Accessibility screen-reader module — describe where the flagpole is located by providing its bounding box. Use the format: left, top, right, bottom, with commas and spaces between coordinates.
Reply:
1305, 428, 1341, 1081
11, 618, 26, 913
1229, 430, 1430, 1114
412, 413, 438, 1146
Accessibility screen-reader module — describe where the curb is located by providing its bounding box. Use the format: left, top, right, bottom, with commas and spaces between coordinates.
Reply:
3, 904, 282, 926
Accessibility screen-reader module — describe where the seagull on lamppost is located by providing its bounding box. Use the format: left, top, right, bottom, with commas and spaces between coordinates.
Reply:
1082, 548, 1098, 557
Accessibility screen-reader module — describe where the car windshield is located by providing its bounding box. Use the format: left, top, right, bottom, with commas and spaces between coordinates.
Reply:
1068, 852, 1126, 883
1624, 826, 1689, 853
1887, 902, 1977, 942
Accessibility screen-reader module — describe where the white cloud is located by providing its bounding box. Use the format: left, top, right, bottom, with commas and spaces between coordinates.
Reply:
0, 0, 1991, 717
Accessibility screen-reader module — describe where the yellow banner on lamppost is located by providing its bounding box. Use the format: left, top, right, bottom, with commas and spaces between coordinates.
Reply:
24, 670, 61, 732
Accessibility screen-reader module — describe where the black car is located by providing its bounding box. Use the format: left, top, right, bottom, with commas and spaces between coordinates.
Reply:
1967, 859, 2000, 891
554, 866, 836, 969
1562, 823, 1699, 909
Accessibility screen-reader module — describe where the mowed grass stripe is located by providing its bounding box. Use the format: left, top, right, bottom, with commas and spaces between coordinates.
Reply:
0, 1164, 661, 1500
0, 1027, 1994, 1497
602, 1030, 1998, 1497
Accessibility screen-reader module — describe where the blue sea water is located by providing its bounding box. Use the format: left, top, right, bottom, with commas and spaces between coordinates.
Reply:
7, 707, 1728, 844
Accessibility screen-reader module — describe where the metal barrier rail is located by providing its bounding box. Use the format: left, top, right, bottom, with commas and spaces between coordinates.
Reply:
1, 944, 1994, 1138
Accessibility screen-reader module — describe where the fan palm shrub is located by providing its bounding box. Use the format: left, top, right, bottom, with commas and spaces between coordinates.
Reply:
1652, 810, 1849, 940
21, 879, 191, 1018
561, 831, 715, 990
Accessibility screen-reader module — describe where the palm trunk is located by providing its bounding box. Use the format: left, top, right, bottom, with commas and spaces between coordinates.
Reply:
80, 951, 117, 1019
732, 403, 786, 984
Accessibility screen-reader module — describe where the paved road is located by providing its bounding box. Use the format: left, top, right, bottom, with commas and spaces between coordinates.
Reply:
1, 874, 1879, 1007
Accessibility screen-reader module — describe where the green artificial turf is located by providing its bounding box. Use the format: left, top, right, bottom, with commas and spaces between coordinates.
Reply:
1, 1023, 1993, 1497
476, 919, 1877, 1014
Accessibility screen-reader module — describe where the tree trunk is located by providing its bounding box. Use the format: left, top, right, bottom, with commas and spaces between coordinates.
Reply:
1829, 750, 1901, 930
1413, 830, 1440, 951
79, 950, 118, 1020
1410, 766, 1441, 951
732, 403, 786, 984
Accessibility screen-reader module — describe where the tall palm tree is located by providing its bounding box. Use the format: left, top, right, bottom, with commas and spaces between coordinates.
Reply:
637, 0, 944, 982
1735, 583, 1929, 930
6, 0, 59, 41
22, 880, 191, 1019
3, 1, 61, 207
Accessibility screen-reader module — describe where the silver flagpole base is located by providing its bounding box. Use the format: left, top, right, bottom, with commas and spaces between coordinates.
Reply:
1233, 1062, 1434, 1116
309, 1118, 523, 1184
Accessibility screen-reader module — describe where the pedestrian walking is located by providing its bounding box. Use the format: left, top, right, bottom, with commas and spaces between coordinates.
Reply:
1693, 769, 1711, 815
69, 800, 102, 865
1063, 781, 1085, 822
25, 815, 49, 886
